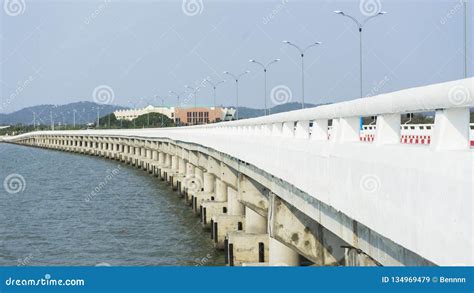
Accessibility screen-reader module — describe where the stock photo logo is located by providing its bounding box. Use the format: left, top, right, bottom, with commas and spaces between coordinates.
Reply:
359, 0, 382, 16
183, 174, 203, 193
182, 0, 204, 16
448, 85, 471, 106
3, 0, 26, 16
3, 173, 26, 194
359, 174, 381, 194
270, 85, 292, 105
92, 85, 115, 105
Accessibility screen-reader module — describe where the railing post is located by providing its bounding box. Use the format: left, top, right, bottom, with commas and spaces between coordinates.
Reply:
430, 107, 470, 150
282, 122, 294, 138
295, 120, 310, 139
272, 123, 283, 137
263, 124, 272, 136
375, 114, 401, 145
333, 117, 360, 142
311, 119, 328, 141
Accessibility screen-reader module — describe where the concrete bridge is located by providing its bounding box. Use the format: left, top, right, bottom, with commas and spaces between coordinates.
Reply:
3, 78, 473, 266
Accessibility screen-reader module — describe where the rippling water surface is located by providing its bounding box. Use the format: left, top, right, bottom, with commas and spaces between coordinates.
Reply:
0, 143, 223, 266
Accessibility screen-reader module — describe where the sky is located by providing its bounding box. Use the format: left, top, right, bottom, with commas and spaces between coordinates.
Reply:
0, 0, 472, 113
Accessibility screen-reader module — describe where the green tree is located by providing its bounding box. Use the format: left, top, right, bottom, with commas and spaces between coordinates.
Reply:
133, 112, 174, 128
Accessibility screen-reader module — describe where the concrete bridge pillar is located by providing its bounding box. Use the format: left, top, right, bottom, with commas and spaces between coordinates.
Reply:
184, 162, 196, 203
227, 187, 244, 216
203, 173, 215, 193
193, 172, 215, 214
201, 176, 229, 229
171, 155, 178, 171
146, 148, 151, 160
269, 237, 300, 266
188, 167, 204, 208
164, 154, 171, 168
158, 152, 165, 166
178, 158, 186, 175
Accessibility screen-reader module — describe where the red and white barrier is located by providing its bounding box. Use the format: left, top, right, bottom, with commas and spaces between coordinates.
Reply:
359, 123, 474, 146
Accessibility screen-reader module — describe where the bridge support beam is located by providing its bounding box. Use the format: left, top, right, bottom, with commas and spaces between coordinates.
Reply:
227, 186, 244, 216
269, 195, 344, 266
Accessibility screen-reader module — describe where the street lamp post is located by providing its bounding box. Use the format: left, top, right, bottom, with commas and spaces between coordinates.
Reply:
334, 10, 386, 99
73, 109, 76, 128
206, 80, 225, 108
50, 110, 54, 131
249, 59, 280, 115
96, 107, 100, 128
168, 90, 184, 109
169, 90, 185, 126
464, 0, 467, 78
223, 70, 250, 120
160, 96, 166, 127
283, 41, 321, 109
184, 85, 199, 109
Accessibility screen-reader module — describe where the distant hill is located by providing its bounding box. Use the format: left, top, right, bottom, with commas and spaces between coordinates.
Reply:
0, 102, 125, 125
0, 101, 324, 126
236, 102, 322, 119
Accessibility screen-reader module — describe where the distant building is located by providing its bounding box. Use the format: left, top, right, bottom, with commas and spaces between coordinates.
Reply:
114, 105, 235, 126
114, 105, 175, 121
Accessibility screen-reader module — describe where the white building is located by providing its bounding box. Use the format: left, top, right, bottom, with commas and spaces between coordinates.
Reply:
220, 107, 236, 121
114, 105, 176, 121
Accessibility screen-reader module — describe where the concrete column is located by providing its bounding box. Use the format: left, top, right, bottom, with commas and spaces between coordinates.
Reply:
215, 179, 228, 201
269, 237, 299, 266
178, 158, 186, 175
164, 154, 171, 168
194, 168, 204, 188
245, 207, 267, 234
171, 155, 178, 171
203, 173, 215, 193
186, 162, 195, 179
228, 186, 244, 216
159, 152, 165, 166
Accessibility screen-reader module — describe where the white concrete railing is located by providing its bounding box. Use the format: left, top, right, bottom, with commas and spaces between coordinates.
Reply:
141, 77, 472, 150
4, 78, 474, 266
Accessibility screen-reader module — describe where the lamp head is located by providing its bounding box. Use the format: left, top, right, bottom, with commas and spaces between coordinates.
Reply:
334, 10, 344, 15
